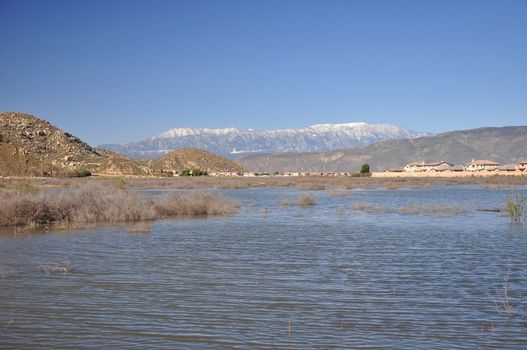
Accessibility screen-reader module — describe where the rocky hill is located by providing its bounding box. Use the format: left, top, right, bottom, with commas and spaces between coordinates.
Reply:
236, 126, 527, 172
101, 122, 430, 158
151, 148, 245, 174
0, 112, 243, 177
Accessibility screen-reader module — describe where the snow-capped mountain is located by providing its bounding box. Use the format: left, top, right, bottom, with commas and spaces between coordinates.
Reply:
101, 122, 431, 158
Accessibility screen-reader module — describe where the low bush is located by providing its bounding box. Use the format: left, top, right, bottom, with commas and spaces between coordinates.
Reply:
279, 194, 316, 207
0, 189, 238, 228
298, 194, 316, 206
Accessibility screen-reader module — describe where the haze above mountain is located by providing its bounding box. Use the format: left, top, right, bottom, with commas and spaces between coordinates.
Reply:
236, 126, 527, 173
101, 123, 431, 158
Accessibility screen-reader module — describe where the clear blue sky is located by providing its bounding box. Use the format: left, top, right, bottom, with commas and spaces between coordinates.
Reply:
1, 0, 526, 145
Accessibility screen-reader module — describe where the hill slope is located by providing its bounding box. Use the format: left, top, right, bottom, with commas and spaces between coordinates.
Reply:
0, 112, 243, 176
101, 123, 430, 158
151, 148, 245, 174
236, 126, 527, 172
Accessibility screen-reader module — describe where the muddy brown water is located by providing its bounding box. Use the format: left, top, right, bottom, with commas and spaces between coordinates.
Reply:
1, 187, 526, 349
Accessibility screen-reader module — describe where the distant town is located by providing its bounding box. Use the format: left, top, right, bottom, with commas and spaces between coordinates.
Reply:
204, 159, 527, 178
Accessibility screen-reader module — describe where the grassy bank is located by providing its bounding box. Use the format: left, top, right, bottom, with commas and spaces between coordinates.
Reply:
0, 189, 237, 228
2, 174, 527, 191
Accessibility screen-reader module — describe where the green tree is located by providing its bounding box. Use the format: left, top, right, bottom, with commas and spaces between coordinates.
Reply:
360, 163, 370, 174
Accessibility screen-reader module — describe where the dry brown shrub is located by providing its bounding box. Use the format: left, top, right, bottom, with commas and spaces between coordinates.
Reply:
352, 202, 385, 213
154, 191, 237, 216
399, 204, 466, 215
280, 194, 316, 207
297, 194, 316, 206
127, 223, 152, 233
0, 189, 237, 228
327, 187, 349, 197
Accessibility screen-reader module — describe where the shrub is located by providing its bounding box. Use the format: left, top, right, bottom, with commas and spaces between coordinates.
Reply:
360, 163, 370, 174
0, 189, 238, 228
505, 191, 526, 223
75, 170, 92, 177
127, 223, 152, 233
191, 169, 208, 176
298, 194, 315, 206
180, 169, 207, 176
279, 194, 316, 207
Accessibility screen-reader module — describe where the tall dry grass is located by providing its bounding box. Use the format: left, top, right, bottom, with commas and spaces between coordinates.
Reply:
3, 174, 527, 191
0, 189, 237, 228
505, 191, 525, 223
279, 194, 316, 207
496, 265, 514, 317
352, 202, 466, 215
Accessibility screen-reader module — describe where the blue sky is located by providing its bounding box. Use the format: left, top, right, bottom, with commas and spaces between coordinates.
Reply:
0, 0, 526, 145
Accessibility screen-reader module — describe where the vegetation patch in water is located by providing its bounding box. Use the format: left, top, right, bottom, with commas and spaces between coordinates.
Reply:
0, 189, 238, 228
279, 194, 316, 207
505, 191, 525, 223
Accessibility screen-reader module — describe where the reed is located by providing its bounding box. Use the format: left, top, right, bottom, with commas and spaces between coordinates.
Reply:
127, 223, 152, 233
496, 266, 514, 317
0, 267, 18, 279
0, 188, 238, 228
280, 194, 316, 206
298, 194, 316, 206
505, 191, 525, 223
40, 263, 72, 275
327, 187, 350, 197
3, 175, 527, 191
399, 203, 466, 215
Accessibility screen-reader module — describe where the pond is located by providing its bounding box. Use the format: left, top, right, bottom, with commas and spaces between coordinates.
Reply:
1, 187, 526, 349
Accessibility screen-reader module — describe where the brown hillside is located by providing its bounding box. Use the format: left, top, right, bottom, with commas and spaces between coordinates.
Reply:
0, 112, 244, 177
151, 148, 245, 174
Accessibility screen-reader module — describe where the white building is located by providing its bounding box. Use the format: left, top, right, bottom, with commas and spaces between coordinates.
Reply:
465, 159, 500, 171
404, 161, 452, 172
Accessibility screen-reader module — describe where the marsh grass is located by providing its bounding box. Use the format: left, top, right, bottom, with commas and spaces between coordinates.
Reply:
3, 175, 527, 191
127, 223, 152, 233
327, 187, 350, 197
40, 263, 72, 275
352, 202, 466, 215
399, 204, 466, 215
352, 202, 384, 213
298, 194, 316, 206
0, 189, 238, 228
505, 191, 525, 223
496, 266, 514, 318
0, 267, 18, 279
280, 194, 316, 207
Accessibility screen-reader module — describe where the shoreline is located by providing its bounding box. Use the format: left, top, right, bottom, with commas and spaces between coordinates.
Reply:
2, 174, 526, 190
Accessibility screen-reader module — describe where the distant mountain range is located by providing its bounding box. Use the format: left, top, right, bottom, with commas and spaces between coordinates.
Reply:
236, 126, 527, 173
0, 112, 243, 177
101, 123, 430, 158
3, 112, 524, 176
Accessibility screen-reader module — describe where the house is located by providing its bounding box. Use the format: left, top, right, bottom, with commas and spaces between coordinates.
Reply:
498, 164, 517, 172
404, 162, 424, 172
518, 161, 527, 171
428, 161, 453, 172
403, 161, 453, 172
465, 159, 500, 171
450, 165, 465, 172
386, 167, 403, 172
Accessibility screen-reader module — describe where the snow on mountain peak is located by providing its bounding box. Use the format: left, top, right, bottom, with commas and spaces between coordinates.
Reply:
107, 122, 431, 158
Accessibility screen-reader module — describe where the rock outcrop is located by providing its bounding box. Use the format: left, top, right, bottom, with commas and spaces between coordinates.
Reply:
0, 112, 244, 177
